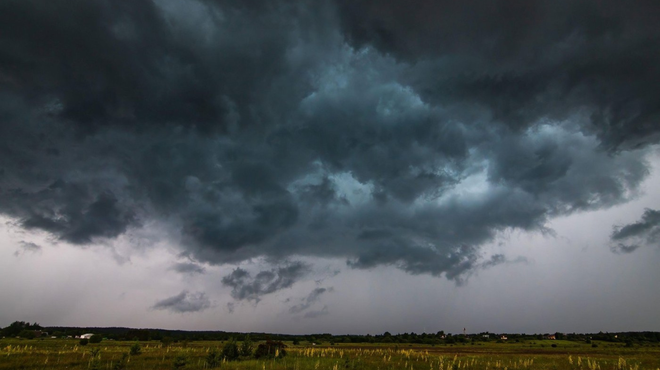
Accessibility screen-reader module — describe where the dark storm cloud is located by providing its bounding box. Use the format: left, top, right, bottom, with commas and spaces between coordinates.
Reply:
289, 287, 332, 314
0, 0, 658, 282
221, 262, 311, 301
610, 209, 660, 253
335, 0, 660, 150
152, 290, 211, 313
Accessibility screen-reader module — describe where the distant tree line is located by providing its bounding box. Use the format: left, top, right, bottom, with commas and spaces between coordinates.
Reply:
3, 321, 660, 345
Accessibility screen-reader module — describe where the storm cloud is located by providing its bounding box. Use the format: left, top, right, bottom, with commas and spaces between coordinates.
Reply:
289, 287, 332, 314
610, 208, 660, 253
152, 290, 211, 313
221, 262, 311, 301
1, 0, 659, 283
170, 262, 206, 275
13, 241, 42, 257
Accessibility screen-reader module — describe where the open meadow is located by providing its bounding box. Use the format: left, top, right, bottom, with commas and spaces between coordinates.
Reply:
2, 338, 660, 370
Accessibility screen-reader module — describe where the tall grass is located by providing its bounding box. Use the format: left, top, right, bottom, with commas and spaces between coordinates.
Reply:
2, 339, 660, 370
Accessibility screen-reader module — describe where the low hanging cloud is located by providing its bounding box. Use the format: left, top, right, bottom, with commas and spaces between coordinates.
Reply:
14, 241, 42, 257
610, 209, 660, 254
0, 0, 658, 283
303, 306, 329, 319
221, 262, 311, 302
151, 290, 211, 313
170, 262, 206, 275
289, 287, 333, 314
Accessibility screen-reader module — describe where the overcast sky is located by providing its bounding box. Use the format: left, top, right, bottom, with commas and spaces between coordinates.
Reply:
1, 0, 660, 335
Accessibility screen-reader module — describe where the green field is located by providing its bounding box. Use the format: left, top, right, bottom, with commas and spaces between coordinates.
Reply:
2, 339, 660, 370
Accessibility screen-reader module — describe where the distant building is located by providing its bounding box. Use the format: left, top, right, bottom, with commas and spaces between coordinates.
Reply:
500, 335, 508, 341
80, 333, 94, 339
482, 335, 490, 338
547, 335, 556, 340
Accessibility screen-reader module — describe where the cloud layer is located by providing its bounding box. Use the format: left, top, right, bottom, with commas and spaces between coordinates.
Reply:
152, 290, 211, 313
1, 0, 658, 283
610, 208, 660, 253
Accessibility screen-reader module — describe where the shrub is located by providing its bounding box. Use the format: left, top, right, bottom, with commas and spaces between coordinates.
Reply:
221, 338, 240, 361
205, 348, 222, 368
240, 335, 254, 358
592, 343, 598, 348
172, 354, 188, 369
79, 338, 89, 346
254, 340, 287, 359
89, 334, 103, 344
130, 343, 142, 355
113, 353, 129, 370
551, 344, 557, 348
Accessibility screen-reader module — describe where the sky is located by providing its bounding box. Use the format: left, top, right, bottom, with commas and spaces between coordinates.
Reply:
1, 0, 660, 335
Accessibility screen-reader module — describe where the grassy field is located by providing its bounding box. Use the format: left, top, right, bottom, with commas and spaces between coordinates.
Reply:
2, 338, 660, 370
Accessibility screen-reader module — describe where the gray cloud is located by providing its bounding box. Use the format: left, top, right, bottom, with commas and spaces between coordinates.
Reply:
221, 262, 311, 302
0, 0, 658, 283
303, 306, 329, 319
14, 241, 42, 257
289, 287, 332, 314
152, 290, 211, 313
610, 208, 660, 253
170, 262, 206, 275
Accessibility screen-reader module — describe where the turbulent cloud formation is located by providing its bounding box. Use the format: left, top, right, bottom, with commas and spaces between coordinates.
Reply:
221, 262, 311, 302
1, 0, 658, 282
289, 287, 332, 314
610, 209, 660, 254
152, 291, 211, 313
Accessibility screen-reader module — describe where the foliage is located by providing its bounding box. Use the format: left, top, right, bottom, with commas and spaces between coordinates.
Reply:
130, 343, 142, 355
240, 334, 254, 357
88, 348, 102, 370
113, 353, 129, 370
18, 330, 36, 339
222, 338, 240, 361
205, 348, 222, 368
79, 338, 89, 346
89, 334, 103, 344
1, 338, 660, 370
172, 353, 188, 369
1, 321, 41, 337
254, 340, 287, 359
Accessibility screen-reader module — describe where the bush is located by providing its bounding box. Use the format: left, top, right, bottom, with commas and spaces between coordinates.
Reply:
221, 338, 240, 361
113, 353, 129, 370
79, 339, 89, 346
592, 344, 598, 348
205, 348, 221, 368
89, 334, 103, 344
172, 354, 188, 369
254, 340, 287, 359
551, 344, 557, 348
130, 343, 142, 355
240, 335, 254, 357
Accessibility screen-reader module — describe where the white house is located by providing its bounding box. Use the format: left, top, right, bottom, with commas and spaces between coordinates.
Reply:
80, 333, 94, 339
